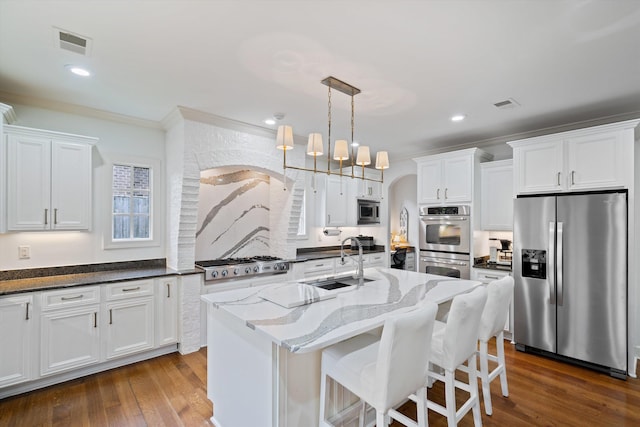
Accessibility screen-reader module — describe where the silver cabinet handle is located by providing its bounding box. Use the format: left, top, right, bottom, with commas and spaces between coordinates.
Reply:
94, 312, 97, 328
122, 286, 141, 292
25, 302, 30, 320
166, 283, 171, 298
444, 188, 448, 199
484, 275, 500, 280
557, 172, 561, 186
548, 222, 556, 305
109, 308, 113, 325
44, 208, 48, 225
571, 171, 575, 186
436, 188, 440, 200
61, 294, 83, 301
54, 208, 58, 225
557, 222, 564, 306
327, 214, 331, 223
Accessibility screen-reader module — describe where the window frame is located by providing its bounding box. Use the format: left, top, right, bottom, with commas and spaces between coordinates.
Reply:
103, 156, 162, 250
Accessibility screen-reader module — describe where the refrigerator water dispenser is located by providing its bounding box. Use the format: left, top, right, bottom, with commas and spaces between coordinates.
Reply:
522, 249, 546, 279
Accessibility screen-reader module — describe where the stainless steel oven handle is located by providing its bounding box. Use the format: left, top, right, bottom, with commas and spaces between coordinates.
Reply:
420, 257, 468, 266
421, 216, 468, 221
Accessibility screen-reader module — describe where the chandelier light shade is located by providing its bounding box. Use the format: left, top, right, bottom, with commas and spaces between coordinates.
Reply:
276, 125, 294, 150
306, 133, 324, 155
355, 146, 371, 166
333, 140, 350, 160
375, 151, 389, 169
274, 76, 389, 185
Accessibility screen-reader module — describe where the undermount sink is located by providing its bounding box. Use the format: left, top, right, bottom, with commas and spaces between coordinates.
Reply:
302, 275, 375, 291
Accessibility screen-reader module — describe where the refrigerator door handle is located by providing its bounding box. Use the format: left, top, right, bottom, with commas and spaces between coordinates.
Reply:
557, 222, 564, 306
549, 221, 556, 305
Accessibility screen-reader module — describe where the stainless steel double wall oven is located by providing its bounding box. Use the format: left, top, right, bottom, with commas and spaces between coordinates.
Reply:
418, 205, 471, 279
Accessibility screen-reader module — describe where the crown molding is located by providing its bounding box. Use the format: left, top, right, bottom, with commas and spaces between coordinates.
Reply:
0, 90, 163, 130
0, 103, 16, 124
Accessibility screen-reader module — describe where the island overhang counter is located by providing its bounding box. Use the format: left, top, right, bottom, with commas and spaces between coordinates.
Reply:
201, 267, 480, 427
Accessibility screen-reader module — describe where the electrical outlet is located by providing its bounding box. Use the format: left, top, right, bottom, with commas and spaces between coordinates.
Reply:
18, 245, 30, 259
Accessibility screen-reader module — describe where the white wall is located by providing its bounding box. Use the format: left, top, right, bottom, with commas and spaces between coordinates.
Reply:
0, 102, 166, 270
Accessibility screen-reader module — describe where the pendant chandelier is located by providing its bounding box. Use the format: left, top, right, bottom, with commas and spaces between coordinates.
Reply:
276, 76, 389, 188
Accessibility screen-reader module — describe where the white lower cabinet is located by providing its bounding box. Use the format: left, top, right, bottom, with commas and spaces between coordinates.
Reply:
40, 286, 101, 376
104, 280, 155, 360
0, 294, 34, 387
156, 277, 179, 346
1, 275, 181, 397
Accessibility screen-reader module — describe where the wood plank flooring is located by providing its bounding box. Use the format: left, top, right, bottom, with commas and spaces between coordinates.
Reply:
1, 341, 639, 426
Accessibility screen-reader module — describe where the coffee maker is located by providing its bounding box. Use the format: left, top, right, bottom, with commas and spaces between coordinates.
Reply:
489, 238, 512, 265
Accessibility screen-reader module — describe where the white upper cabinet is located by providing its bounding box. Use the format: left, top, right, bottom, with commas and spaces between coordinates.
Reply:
509, 119, 639, 195
480, 159, 513, 231
415, 148, 492, 205
5, 125, 97, 231
324, 174, 352, 226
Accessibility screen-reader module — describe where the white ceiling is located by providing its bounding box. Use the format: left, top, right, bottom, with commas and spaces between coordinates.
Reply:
1, 1, 639, 160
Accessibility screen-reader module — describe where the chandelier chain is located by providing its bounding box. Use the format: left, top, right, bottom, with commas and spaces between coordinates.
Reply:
327, 86, 332, 173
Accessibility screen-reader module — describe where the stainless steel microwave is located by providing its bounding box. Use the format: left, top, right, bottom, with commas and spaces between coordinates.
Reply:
357, 199, 380, 224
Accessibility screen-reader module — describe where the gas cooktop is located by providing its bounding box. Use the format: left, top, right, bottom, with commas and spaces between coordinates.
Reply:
195, 256, 290, 282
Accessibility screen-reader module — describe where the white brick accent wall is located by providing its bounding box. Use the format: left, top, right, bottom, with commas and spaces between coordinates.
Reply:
164, 108, 305, 352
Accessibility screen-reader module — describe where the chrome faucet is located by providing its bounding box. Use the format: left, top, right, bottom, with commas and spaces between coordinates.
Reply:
340, 236, 364, 286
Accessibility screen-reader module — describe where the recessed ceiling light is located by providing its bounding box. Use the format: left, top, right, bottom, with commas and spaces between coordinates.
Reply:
451, 114, 466, 122
65, 65, 91, 77
264, 118, 276, 125
351, 141, 360, 147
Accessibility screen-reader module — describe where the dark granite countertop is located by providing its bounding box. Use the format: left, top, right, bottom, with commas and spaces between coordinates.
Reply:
294, 245, 386, 263
473, 262, 512, 272
0, 259, 200, 296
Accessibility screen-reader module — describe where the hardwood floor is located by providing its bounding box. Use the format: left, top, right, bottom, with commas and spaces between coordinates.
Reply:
1, 341, 639, 426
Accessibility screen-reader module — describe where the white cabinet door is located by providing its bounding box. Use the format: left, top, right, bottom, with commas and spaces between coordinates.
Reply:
156, 277, 178, 347
442, 155, 473, 203
565, 132, 625, 191
7, 133, 51, 230
481, 160, 514, 231
50, 140, 92, 230
104, 297, 154, 359
513, 140, 563, 194
325, 175, 350, 226
40, 304, 100, 376
417, 159, 442, 204
0, 295, 34, 387
6, 126, 95, 231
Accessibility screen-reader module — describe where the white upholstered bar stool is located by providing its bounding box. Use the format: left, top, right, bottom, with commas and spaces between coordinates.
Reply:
319, 302, 438, 427
477, 276, 514, 415
426, 286, 487, 427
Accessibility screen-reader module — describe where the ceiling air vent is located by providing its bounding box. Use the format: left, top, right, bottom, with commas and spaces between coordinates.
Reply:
53, 27, 92, 56
493, 98, 520, 110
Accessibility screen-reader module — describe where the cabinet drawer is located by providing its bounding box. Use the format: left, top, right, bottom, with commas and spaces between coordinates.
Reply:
105, 279, 154, 301
473, 268, 510, 284
304, 259, 335, 275
366, 253, 386, 266
41, 286, 100, 311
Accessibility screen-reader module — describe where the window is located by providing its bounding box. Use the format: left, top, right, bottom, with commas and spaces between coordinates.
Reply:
112, 164, 151, 240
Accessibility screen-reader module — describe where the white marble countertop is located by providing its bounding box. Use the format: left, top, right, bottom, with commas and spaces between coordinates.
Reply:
201, 267, 480, 354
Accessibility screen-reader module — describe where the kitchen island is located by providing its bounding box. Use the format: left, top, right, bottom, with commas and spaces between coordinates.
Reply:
201, 267, 480, 427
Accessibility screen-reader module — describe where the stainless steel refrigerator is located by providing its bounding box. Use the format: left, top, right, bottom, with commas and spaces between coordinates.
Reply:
513, 191, 627, 378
